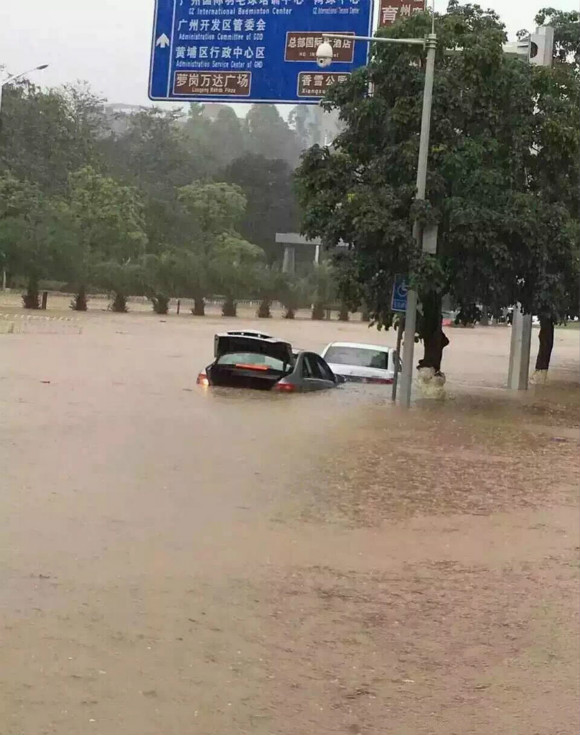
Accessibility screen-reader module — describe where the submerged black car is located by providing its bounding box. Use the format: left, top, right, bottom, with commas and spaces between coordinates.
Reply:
197, 332, 340, 392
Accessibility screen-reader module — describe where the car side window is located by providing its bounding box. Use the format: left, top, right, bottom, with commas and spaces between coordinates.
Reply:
313, 355, 335, 382
369, 351, 389, 370
302, 354, 323, 379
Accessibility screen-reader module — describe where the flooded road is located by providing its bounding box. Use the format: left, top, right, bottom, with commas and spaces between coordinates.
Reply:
1, 304, 579, 734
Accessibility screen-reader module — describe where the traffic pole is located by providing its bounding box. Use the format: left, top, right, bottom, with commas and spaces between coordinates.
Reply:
391, 316, 404, 402
399, 33, 437, 408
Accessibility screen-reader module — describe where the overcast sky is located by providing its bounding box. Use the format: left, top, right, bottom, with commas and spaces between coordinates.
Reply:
1, 0, 578, 109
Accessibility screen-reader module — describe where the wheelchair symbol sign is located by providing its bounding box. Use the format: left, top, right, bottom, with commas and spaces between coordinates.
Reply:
391, 275, 408, 313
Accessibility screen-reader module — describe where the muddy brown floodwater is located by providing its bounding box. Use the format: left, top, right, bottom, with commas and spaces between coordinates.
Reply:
1, 299, 579, 735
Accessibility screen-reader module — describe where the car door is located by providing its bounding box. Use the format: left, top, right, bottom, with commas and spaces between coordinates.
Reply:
314, 354, 340, 388
301, 352, 336, 391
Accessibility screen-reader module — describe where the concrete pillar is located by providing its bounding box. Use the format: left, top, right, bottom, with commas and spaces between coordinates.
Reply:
507, 305, 532, 390
282, 244, 295, 274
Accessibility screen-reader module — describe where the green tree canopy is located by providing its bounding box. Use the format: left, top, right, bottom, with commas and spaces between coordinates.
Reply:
245, 105, 301, 165
0, 83, 105, 196
0, 174, 77, 301
223, 154, 299, 259
68, 166, 147, 262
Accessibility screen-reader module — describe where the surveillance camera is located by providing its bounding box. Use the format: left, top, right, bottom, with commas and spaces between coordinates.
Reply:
315, 41, 334, 68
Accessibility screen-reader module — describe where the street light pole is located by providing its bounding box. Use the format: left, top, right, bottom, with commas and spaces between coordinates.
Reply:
399, 33, 437, 408
0, 64, 48, 291
318, 32, 437, 408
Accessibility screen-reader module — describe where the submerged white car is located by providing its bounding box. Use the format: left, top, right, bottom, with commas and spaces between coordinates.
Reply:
320, 341, 398, 385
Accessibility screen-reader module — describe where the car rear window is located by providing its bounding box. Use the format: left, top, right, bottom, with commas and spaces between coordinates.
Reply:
324, 346, 389, 369
217, 352, 290, 372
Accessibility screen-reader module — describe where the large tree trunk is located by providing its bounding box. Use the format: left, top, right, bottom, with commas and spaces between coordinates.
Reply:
71, 284, 88, 311
257, 298, 271, 318
22, 276, 40, 310
151, 294, 169, 315
418, 292, 449, 371
417, 292, 449, 398
535, 317, 554, 370
532, 317, 554, 384
111, 292, 128, 313
192, 297, 205, 316
311, 303, 325, 320
222, 297, 237, 317
338, 303, 349, 321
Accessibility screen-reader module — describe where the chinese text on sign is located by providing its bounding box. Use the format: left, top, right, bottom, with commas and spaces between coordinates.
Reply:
149, 0, 375, 103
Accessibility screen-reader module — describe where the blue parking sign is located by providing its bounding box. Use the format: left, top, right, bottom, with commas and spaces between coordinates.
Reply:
391, 275, 408, 313
149, 0, 375, 104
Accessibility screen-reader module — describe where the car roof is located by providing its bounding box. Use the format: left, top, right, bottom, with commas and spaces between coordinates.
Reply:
325, 341, 392, 352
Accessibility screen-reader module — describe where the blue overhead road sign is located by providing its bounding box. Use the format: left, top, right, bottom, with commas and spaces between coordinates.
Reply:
391, 275, 408, 313
149, 0, 374, 104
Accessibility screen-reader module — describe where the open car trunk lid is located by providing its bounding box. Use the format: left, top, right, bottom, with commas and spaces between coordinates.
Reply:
214, 334, 293, 364
210, 334, 294, 390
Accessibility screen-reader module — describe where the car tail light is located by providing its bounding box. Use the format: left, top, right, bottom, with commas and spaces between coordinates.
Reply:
274, 382, 295, 392
196, 372, 209, 386
363, 377, 393, 385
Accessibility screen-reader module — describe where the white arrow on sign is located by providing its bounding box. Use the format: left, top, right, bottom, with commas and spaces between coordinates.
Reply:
156, 33, 170, 49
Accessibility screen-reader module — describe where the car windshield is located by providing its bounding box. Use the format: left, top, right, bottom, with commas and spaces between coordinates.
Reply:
325, 346, 389, 369
217, 352, 290, 372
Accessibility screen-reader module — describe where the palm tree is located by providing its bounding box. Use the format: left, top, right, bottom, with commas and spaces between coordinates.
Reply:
307, 262, 336, 320
171, 249, 211, 316
92, 259, 142, 313
139, 251, 181, 315
210, 233, 264, 318
279, 273, 307, 319
253, 264, 286, 318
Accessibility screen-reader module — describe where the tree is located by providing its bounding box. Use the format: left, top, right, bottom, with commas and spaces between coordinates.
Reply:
103, 108, 206, 192
289, 105, 343, 150
177, 181, 262, 315
525, 7, 580, 377
279, 273, 307, 319
138, 251, 183, 314
534, 7, 580, 64
210, 232, 264, 316
206, 106, 247, 170
67, 166, 147, 309
180, 103, 227, 176
0, 83, 105, 196
252, 264, 286, 318
101, 108, 208, 256
245, 105, 301, 165
296, 2, 578, 382
307, 261, 337, 320
223, 154, 299, 260
0, 174, 76, 307
92, 259, 143, 313
178, 181, 247, 235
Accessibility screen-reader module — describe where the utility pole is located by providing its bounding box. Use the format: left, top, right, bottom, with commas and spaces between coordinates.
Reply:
318, 32, 437, 408
504, 26, 554, 390
507, 306, 533, 389
399, 33, 437, 408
